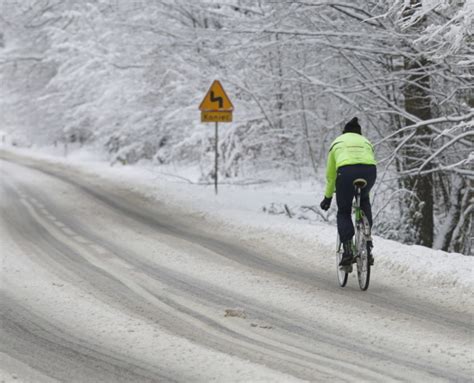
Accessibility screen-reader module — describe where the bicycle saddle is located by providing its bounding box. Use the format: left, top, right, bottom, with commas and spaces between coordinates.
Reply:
353, 178, 367, 188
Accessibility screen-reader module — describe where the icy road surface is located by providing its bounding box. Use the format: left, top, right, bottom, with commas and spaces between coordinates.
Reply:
1, 151, 472, 382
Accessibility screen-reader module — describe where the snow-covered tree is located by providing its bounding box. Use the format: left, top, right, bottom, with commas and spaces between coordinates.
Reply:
1, 0, 471, 253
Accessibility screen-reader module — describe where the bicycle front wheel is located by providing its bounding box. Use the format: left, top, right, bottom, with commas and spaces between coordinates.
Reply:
336, 235, 348, 287
356, 214, 371, 290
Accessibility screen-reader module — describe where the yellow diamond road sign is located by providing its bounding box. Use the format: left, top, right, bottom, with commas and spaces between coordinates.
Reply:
199, 80, 233, 122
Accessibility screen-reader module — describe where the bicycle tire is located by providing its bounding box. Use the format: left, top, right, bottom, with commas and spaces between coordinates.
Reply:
356, 213, 371, 291
336, 235, 348, 287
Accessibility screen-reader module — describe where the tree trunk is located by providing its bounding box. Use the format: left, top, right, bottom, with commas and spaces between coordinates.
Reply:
402, 0, 434, 248
450, 180, 473, 254
434, 174, 463, 251
403, 55, 434, 247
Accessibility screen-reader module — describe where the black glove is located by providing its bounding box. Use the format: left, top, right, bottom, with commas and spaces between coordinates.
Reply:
320, 197, 332, 211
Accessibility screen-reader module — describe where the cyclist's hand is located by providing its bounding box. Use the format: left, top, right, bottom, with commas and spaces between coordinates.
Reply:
320, 197, 332, 211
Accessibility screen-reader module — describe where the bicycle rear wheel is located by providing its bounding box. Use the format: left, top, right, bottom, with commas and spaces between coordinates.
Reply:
336, 235, 348, 287
356, 214, 371, 290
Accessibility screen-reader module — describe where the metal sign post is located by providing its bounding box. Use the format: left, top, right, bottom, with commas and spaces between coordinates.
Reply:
214, 122, 218, 194
199, 80, 234, 195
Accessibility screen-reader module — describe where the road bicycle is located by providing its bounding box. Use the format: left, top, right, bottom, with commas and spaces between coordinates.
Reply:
336, 178, 371, 291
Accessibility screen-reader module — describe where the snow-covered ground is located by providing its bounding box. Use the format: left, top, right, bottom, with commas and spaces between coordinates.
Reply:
4, 144, 472, 292
1, 144, 473, 382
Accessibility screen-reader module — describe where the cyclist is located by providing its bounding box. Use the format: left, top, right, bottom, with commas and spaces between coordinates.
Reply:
320, 117, 377, 267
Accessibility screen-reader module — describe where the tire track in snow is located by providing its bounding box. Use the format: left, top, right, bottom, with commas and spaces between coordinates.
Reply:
1, 293, 173, 383
1, 177, 306, 382
1, 180, 392, 382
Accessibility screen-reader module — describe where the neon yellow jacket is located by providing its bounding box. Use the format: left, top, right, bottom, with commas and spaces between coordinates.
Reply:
324, 133, 377, 198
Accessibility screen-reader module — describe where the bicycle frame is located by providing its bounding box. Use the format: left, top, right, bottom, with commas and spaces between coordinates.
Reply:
353, 188, 362, 259
336, 180, 371, 290
354, 190, 363, 221
353, 185, 371, 290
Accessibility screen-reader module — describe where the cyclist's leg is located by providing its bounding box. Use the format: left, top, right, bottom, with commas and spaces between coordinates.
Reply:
358, 165, 376, 265
359, 165, 377, 228
336, 167, 357, 267
335, 166, 355, 243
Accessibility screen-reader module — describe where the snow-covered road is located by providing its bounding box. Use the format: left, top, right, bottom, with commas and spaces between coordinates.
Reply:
1, 151, 472, 382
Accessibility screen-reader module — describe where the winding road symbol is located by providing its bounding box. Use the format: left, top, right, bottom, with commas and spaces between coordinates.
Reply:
210, 91, 223, 109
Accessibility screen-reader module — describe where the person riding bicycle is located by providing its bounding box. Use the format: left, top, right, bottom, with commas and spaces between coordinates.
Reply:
320, 117, 377, 267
